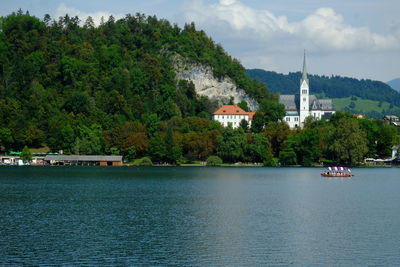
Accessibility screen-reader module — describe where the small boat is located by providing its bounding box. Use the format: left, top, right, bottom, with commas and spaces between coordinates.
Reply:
321, 166, 354, 178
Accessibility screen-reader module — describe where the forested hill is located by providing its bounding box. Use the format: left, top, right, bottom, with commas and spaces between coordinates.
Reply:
0, 11, 269, 153
247, 69, 400, 107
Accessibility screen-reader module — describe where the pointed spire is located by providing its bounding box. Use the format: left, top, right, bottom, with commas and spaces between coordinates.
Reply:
301, 49, 308, 85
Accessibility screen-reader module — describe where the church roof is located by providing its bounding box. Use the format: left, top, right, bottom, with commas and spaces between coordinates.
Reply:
318, 99, 334, 110
279, 94, 334, 111
309, 97, 334, 111
279, 95, 297, 110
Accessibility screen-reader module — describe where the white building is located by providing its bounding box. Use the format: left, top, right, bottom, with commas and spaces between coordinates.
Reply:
212, 105, 255, 128
279, 51, 335, 128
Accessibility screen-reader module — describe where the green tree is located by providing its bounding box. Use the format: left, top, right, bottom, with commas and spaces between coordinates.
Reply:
0, 127, 13, 151
331, 118, 368, 165
238, 100, 249, 112
206, 155, 223, 166
250, 111, 265, 133
125, 146, 136, 162
110, 147, 120, 155
376, 123, 396, 158
264, 121, 291, 157
20, 145, 32, 162
73, 124, 104, 155
165, 127, 181, 164
279, 139, 297, 166
239, 119, 249, 132
358, 118, 379, 158
216, 126, 246, 162
245, 133, 272, 163
141, 113, 160, 136
259, 98, 286, 125
61, 124, 76, 152
148, 133, 167, 162
293, 129, 320, 166
136, 156, 153, 166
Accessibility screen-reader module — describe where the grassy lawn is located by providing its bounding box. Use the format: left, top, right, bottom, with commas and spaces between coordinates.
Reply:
332, 97, 391, 113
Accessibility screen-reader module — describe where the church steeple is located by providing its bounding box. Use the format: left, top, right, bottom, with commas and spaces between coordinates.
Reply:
301, 49, 308, 85
299, 49, 310, 127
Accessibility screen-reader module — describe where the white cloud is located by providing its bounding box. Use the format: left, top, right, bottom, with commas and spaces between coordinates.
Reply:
55, 3, 124, 26
183, 0, 400, 52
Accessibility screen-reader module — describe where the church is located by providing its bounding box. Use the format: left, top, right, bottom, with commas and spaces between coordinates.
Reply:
279, 52, 335, 128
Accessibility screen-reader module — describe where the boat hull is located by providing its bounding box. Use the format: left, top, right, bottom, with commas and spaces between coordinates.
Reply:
321, 173, 354, 178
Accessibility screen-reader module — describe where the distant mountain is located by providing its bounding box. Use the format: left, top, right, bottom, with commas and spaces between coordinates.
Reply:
247, 69, 400, 108
387, 78, 400, 92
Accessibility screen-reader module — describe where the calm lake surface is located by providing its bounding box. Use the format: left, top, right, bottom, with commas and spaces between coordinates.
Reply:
0, 166, 399, 266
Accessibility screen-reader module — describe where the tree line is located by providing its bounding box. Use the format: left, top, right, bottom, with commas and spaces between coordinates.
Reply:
0, 11, 399, 166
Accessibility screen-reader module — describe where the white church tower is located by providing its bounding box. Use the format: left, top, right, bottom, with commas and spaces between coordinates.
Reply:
299, 50, 310, 126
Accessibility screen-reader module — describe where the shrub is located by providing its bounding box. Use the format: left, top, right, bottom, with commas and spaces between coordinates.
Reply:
279, 150, 297, 166
206, 155, 223, 166
137, 157, 153, 166
263, 156, 278, 167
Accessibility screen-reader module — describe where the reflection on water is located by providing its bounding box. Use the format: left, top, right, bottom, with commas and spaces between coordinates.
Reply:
0, 166, 399, 265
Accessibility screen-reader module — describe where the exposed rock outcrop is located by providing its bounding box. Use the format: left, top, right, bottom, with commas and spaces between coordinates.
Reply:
173, 56, 259, 111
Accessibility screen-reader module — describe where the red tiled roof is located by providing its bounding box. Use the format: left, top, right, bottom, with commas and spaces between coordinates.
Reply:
248, 112, 256, 120
213, 105, 249, 115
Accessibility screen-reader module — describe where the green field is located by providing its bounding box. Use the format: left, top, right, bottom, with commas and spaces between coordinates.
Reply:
331, 96, 400, 118
333, 97, 390, 112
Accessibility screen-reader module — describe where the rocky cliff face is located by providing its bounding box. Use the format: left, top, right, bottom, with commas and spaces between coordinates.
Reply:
173, 57, 259, 111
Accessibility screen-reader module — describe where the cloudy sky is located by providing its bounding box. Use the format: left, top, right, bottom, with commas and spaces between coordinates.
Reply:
1, 0, 399, 82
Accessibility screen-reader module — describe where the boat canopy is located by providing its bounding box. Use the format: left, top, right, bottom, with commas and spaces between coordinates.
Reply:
327, 166, 351, 172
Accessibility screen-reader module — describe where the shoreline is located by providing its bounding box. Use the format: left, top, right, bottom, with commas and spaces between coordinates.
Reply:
0, 163, 398, 168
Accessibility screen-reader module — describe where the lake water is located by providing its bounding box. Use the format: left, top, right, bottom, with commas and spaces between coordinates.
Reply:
0, 166, 399, 266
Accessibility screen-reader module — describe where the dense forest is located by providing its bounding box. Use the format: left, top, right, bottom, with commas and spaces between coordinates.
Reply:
0, 11, 270, 155
247, 69, 400, 110
1, 11, 399, 166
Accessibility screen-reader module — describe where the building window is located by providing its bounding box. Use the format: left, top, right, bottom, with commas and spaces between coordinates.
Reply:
303, 97, 306, 102
286, 117, 290, 122
302, 90, 307, 94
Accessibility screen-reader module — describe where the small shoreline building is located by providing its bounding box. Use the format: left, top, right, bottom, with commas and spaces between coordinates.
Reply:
279, 51, 335, 128
212, 105, 255, 128
44, 155, 123, 166
0, 152, 59, 165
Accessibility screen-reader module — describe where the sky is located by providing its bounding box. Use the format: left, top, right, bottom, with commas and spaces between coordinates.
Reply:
1, 0, 400, 82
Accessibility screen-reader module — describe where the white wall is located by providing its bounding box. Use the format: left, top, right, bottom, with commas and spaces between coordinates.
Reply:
284, 115, 300, 128
213, 114, 249, 128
